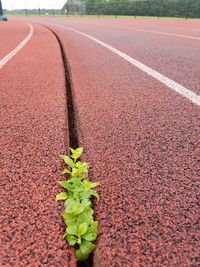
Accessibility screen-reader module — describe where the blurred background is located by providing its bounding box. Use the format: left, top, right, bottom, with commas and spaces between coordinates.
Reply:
2, 0, 200, 19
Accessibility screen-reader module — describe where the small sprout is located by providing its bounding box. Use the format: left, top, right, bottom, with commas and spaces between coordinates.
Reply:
70, 147, 84, 162
67, 224, 77, 236
58, 181, 73, 191
56, 192, 68, 201
78, 222, 88, 236
79, 240, 96, 255
56, 147, 100, 261
67, 234, 77, 246
62, 168, 71, 175
60, 155, 75, 168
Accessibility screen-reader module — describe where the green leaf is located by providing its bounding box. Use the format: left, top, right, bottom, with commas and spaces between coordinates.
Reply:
62, 231, 68, 239
73, 185, 82, 193
83, 180, 100, 190
70, 147, 83, 162
76, 249, 89, 262
72, 161, 89, 180
63, 212, 77, 225
59, 181, 73, 191
65, 198, 78, 213
67, 225, 77, 235
80, 240, 96, 255
60, 155, 75, 168
73, 190, 81, 201
81, 199, 91, 210
57, 147, 100, 262
83, 181, 92, 190
82, 221, 98, 242
80, 190, 92, 200
63, 212, 68, 221
90, 182, 101, 188
82, 231, 97, 242
75, 199, 90, 215
91, 190, 100, 201
78, 222, 88, 236
56, 192, 68, 201
71, 167, 78, 178
65, 198, 89, 215
65, 191, 73, 199
62, 168, 71, 175
77, 208, 94, 226
75, 161, 89, 171
67, 235, 77, 246
63, 212, 77, 224
74, 204, 84, 215
71, 177, 82, 186
91, 221, 98, 228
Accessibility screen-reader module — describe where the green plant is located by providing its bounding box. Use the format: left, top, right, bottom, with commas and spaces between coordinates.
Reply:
56, 147, 100, 261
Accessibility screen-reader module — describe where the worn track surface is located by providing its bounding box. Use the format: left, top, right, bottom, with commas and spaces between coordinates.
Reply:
3, 17, 200, 266
0, 22, 76, 266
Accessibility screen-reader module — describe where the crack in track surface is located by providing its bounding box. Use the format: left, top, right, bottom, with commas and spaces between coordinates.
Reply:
44, 26, 95, 267
46, 26, 79, 150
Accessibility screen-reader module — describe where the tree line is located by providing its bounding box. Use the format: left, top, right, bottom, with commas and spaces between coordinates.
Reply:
63, 0, 200, 18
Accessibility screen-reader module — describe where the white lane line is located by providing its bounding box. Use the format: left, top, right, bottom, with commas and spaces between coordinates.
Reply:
77, 22, 200, 40
129, 27, 200, 40
0, 24, 34, 69
47, 23, 200, 106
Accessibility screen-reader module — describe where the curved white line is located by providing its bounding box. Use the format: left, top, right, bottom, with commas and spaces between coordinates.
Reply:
45, 23, 200, 106
0, 24, 34, 69
130, 27, 200, 41
76, 22, 200, 40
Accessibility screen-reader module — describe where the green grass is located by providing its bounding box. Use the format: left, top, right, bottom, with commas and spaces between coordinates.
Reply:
5, 13, 200, 20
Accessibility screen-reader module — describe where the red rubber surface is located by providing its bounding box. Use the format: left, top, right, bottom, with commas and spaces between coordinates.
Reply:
42, 19, 199, 266
0, 21, 30, 59
0, 23, 76, 266
14, 17, 200, 94
4, 17, 200, 266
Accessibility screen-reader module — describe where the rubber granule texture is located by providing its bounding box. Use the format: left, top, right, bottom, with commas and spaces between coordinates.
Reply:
44, 23, 200, 267
0, 23, 76, 267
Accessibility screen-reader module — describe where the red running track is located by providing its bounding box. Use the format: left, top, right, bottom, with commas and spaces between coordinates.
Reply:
3, 17, 200, 266
0, 21, 31, 59
18, 17, 200, 94
0, 22, 76, 266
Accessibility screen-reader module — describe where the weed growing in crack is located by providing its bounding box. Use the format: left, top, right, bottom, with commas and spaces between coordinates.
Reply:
56, 147, 100, 261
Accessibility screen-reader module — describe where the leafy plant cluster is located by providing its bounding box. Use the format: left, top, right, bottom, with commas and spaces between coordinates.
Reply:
56, 148, 100, 261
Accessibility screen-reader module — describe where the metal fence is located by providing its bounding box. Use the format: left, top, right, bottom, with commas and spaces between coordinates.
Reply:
4, 0, 200, 19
